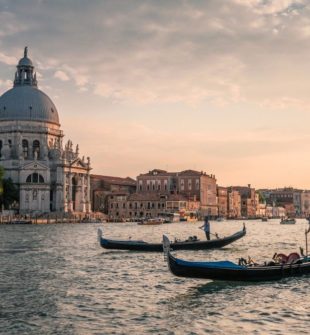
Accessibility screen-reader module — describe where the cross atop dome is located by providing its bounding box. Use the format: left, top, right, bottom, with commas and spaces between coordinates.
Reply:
14, 47, 37, 87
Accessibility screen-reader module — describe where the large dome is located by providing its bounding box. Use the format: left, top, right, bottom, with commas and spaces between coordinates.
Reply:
0, 47, 60, 125
0, 86, 60, 125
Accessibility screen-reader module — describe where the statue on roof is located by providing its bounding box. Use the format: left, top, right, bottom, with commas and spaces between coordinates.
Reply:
24, 46, 28, 58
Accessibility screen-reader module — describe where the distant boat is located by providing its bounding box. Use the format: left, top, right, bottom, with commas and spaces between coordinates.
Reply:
6, 220, 32, 225
280, 218, 296, 225
137, 218, 164, 225
216, 217, 225, 222
261, 217, 268, 222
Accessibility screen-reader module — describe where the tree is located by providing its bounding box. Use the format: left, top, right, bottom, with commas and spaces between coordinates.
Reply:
257, 191, 266, 204
0, 177, 19, 210
0, 165, 4, 196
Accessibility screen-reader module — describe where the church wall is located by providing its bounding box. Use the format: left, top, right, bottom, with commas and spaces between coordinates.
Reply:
0, 49, 91, 215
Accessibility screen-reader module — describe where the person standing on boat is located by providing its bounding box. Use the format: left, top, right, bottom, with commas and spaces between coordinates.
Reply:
200, 216, 211, 240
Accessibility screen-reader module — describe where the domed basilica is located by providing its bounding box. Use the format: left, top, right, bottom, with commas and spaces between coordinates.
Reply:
0, 47, 91, 214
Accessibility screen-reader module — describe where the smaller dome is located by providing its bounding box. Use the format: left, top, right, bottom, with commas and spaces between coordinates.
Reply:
18, 57, 33, 67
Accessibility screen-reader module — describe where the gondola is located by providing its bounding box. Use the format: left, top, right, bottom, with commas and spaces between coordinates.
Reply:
5, 220, 32, 224
97, 225, 246, 252
163, 235, 310, 282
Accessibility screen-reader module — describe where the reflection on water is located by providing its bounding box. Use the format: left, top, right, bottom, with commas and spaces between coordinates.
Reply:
1, 219, 310, 334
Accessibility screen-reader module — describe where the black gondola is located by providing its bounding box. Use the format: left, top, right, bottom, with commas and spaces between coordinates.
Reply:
97, 225, 246, 252
163, 235, 310, 282
5, 220, 32, 224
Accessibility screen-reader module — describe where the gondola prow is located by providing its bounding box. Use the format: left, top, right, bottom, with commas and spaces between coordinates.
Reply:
163, 235, 170, 261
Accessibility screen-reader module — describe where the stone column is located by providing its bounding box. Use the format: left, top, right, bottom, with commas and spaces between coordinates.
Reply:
85, 172, 91, 213
81, 174, 86, 212
68, 173, 73, 212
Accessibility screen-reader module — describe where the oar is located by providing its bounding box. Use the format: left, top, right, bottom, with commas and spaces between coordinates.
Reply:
199, 227, 219, 238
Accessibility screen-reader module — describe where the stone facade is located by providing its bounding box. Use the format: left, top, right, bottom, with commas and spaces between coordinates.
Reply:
217, 186, 228, 217
229, 185, 257, 218
107, 192, 200, 221
227, 189, 241, 218
0, 48, 91, 214
90, 174, 136, 213
301, 191, 310, 217
136, 169, 218, 217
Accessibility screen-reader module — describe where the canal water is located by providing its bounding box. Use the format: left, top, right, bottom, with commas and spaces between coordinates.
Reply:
1, 219, 310, 334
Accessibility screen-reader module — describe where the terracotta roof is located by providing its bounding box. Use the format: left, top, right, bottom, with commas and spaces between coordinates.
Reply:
178, 169, 202, 176
91, 174, 136, 186
128, 193, 163, 201
138, 169, 177, 177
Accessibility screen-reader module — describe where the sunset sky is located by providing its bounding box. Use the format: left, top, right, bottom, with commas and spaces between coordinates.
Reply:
1, 0, 310, 188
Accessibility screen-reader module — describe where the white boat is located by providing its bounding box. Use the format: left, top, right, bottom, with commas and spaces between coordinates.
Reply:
280, 218, 296, 225
137, 218, 164, 225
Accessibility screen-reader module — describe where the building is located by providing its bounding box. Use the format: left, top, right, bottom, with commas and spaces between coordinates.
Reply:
90, 174, 136, 213
229, 185, 257, 218
107, 192, 200, 220
227, 189, 241, 218
0, 48, 91, 214
269, 188, 298, 217
136, 169, 218, 217
301, 191, 310, 217
217, 186, 228, 218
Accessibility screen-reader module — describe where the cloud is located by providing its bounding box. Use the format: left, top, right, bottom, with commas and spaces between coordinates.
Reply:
54, 70, 70, 81
0, 52, 17, 66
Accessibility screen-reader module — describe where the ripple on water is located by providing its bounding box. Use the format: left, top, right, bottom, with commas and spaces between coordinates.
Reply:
1, 220, 310, 334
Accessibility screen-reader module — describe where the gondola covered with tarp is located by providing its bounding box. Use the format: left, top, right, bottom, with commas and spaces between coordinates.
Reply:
97, 225, 246, 252
163, 232, 310, 282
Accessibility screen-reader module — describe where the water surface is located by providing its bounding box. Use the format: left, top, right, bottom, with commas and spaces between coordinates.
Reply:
1, 219, 309, 334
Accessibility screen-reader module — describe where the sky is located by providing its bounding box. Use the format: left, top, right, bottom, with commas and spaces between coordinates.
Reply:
0, 0, 310, 189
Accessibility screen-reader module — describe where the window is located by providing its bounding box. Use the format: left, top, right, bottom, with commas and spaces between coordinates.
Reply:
33, 140, 40, 159
0, 140, 2, 158
22, 139, 29, 159
180, 179, 184, 191
26, 173, 44, 183
188, 180, 192, 190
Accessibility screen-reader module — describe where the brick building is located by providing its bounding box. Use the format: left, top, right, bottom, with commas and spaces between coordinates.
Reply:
227, 189, 241, 218
217, 186, 228, 218
90, 174, 136, 213
228, 185, 257, 218
107, 193, 199, 220
136, 169, 218, 217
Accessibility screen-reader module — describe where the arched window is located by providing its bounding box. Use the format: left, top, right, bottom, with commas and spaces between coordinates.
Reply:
22, 139, 29, 159
33, 140, 40, 159
26, 173, 45, 183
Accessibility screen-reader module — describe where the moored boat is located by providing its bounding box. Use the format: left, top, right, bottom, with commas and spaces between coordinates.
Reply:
5, 220, 32, 224
261, 217, 268, 222
98, 225, 246, 252
280, 218, 296, 225
163, 235, 310, 282
137, 218, 164, 225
